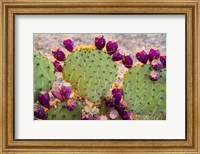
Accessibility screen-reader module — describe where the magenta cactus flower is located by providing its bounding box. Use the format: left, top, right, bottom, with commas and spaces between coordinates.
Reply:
38, 91, 50, 109
108, 109, 119, 120
106, 40, 118, 55
148, 70, 160, 81
112, 89, 123, 101
52, 48, 66, 61
66, 99, 76, 111
122, 55, 133, 68
148, 48, 160, 61
53, 60, 63, 72
60, 83, 72, 100
112, 50, 123, 61
34, 107, 47, 119
95, 35, 106, 50
160, 55, 166, 68
120, 110, 134, 120
136, 50, 148, 64
63, 38, 74, 52
151, 59, 163, 70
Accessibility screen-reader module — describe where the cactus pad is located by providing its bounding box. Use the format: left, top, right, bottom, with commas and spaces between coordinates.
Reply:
34, 52, 55, 101
99, 104, 110, 115
123, 64, 166, 119
47, 101, 83, 120
62, 50, 118, 105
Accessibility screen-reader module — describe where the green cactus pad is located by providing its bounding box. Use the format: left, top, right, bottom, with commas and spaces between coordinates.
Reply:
47, 101, 83, 120
34, 52, 55, 102
34, 51, 43, 57
99, 104, 110, 115
62, 50, 118, 105
123, 64, 166, 119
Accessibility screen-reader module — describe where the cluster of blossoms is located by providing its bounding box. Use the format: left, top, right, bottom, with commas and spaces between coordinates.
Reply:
136, 49, 166, 81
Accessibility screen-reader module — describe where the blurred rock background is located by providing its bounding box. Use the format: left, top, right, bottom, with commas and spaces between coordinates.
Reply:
34, 33, 166, 60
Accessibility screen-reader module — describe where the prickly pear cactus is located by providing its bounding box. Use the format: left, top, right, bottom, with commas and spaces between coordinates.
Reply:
47, 101, 83, 120
62, 49, 118, 105
34, 52, 55, 101
123, 64, 166, 119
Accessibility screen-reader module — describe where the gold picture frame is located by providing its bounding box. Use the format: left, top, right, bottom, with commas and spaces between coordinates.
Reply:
0, 0, 200, 153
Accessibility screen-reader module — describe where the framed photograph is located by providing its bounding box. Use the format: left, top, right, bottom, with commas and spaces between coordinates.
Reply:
1, 0, 200, 153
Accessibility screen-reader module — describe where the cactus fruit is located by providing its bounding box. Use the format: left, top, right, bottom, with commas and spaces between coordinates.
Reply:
123, 64, 166, 119
60, 83, 72, 100
151, 59, 163, 70
136, 50, 148, 64
160, 55, 166, 68
38, 91, 50, 109
34, 107, 47, 119
112, 89, 123, 101
103, 91, 116, 107
34, 52, 55, 102
120, 109, 134, 120
47, 101, 83, 120
63, 38, 74, 52
51, 86, 64, 101
108, 109, 119, 120
52, 48, 66, 61
53, 60, 63, 72
122, 55, 133, 68
95, 35, 106, 50
66, 99, 76, 111
51, 83, 72, 101
106, 40, 118, 55
148, 48, 160, 61
115, 101, 127, 111
148, 70, 160, 81
62, 49, 118, 105
112, 50, 123, 61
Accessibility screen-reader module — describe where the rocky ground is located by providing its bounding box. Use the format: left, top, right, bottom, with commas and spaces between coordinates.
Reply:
34, 33, 166, 58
